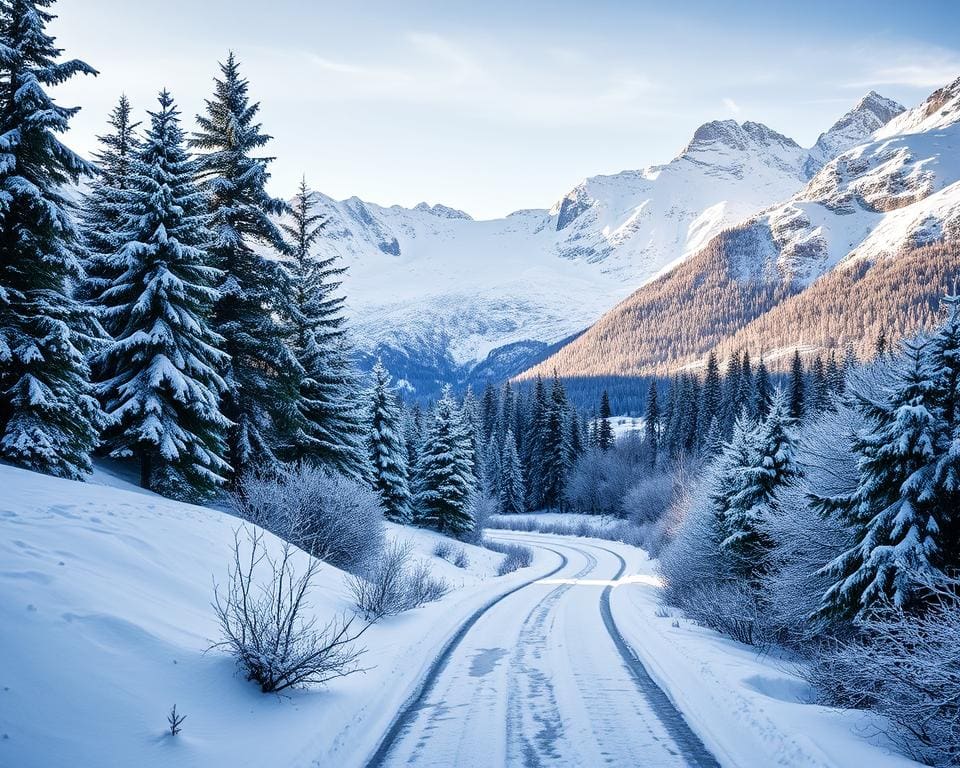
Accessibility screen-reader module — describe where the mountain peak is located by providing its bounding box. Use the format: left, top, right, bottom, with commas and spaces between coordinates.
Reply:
412, 201, 473, 220
682, 119, 799, 156
803, 91, 905, 177
876, 74, 960, 139
850, 91, 905, 126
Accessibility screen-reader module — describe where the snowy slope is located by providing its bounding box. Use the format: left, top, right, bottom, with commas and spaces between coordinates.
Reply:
762, 76, 960, 282
0, 464, 540, 768
313, 93, 901, 395
522, 78, 959, 382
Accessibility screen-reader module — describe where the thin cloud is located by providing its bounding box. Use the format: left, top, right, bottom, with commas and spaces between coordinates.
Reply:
722, 97, 741, 115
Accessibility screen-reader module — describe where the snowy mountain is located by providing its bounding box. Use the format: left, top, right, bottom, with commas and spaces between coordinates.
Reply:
314, 93, 902, 397
522, 77, 959, 388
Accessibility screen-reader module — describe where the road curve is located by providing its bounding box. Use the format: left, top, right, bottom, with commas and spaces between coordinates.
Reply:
365, 532, 719, 768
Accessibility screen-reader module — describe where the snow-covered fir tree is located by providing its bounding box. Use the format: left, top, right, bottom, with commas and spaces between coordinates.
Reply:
722, 388, 797, 581
497, 428, 525, 515
482, 435, 501, 500
815, 300, 960, 618
701, 351, 722, 433
78, 94, 140, 308
403, 401, 423, 482
0, 0, 103, 478
366, 360, 411, 522
644, 381, 660, 467
597, 389, 613, 451
415, 386, 475, 535
541, 374, 572, 510
710, 411, 757, 554
524, 375, 549, 509
281, 177, 368, 480
190, 52, 296, 476
754, 357, 772, 419
789, 350, 805, 420
92, 90, 231, 499
461, 386, 485, 488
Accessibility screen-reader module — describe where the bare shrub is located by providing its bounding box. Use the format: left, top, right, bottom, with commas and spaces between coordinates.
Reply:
212, 527, 367, 693
233, 465, 385, 573
621, 474, 674, 525
348, 541, 449, 621
405, 559, 450, 606
658, 461, 731, 608
679, 581, 771, 648
452, 549, 469, 569
483, 539, 534, 575
807, 592, 960, 766
348, 541, 412, 621
167, 705, 185, 736
432, 540, 454, 560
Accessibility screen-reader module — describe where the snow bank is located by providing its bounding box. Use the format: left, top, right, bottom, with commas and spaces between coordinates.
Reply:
0, 464, 547, 768
604, 541, 921, 768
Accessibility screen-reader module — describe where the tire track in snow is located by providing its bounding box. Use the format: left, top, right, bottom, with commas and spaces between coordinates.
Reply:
519, 534, 721, 768
504, 544, 598, 767
363, 543, 571, 768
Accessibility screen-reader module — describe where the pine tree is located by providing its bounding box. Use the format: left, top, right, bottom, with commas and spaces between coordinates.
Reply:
497, 428, 524, 515
78, 94, 140, 308
480, 381, 498, 443
736, 351, 756, 419
721, 350, 742, 437
0, 0, 103, 478
190, 52, 295, 476
597, 389, 613, 451
814, 342, 945, 618
366, 360, 410, 522
644, 381, 659, 468
701, 351, 722, 432
875, 327, 888, 359
810, 355, 830, 413
711, 411, 757, 554
826, 350, 845, 396
754, 357, 772, 419
568, 409, 584, 462
701, 415, 723, 460
541, 374, 572, 510
281, 177, 367, 479
681, 374, 701, 454
415, 387, 475, 535
403, 401, 423, 481
497, 380, 515, 444
927, 295, 960, 564
482, 434, 501, 499
722, 389, 797, 581
524, 375, 549, 509
92, 90, 230, 498
461, 386, 484, 487
789, 350, 805, 420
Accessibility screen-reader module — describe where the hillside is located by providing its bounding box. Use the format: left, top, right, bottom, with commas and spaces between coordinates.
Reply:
306, 93, 902, 396
522, 77, 960, 380
0, 464, 520, 768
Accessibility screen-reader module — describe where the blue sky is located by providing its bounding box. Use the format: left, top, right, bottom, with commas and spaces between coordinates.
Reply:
52, 0, 960, 219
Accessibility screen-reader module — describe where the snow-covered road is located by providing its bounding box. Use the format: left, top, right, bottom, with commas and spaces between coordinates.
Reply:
368, 533, 719, 768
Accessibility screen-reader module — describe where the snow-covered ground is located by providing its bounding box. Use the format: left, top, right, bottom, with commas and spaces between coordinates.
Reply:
1, 467, 922, 767
0, 464, 546, 768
